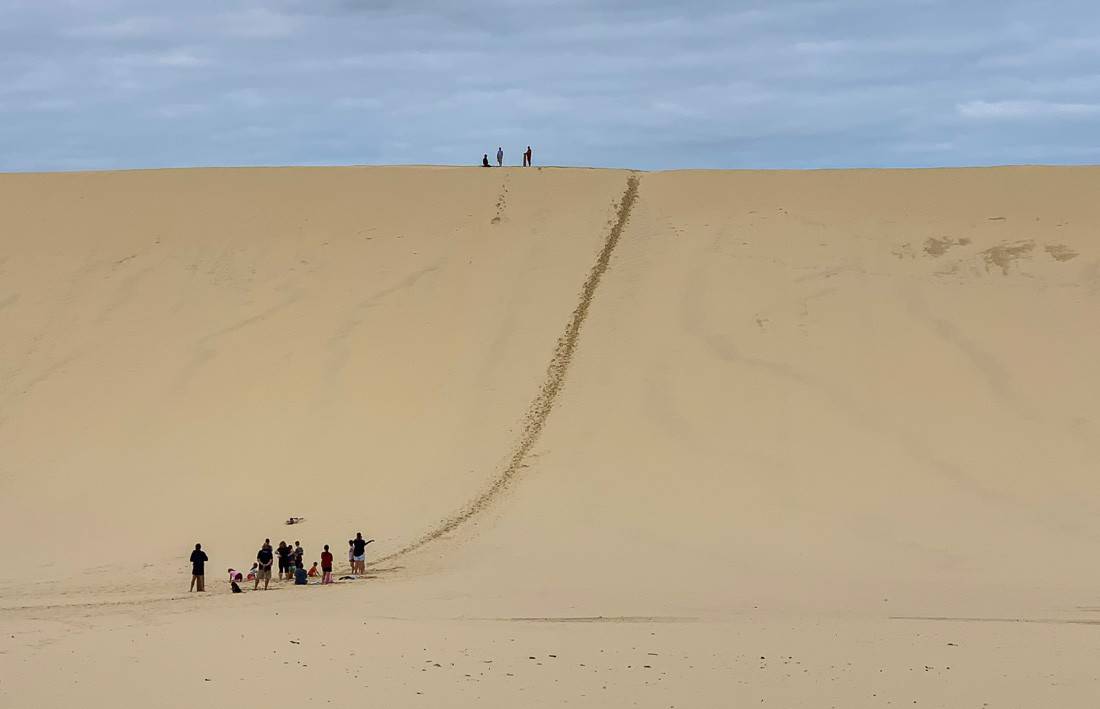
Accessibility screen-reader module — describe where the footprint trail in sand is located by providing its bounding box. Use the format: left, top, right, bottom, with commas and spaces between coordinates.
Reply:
376, 173, 642, 563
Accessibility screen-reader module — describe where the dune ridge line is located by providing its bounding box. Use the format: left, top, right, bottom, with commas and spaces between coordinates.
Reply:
376, 173, 642, 563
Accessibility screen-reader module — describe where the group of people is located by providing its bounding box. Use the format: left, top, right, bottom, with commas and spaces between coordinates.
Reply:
188, 532, 375, 593
482, 145, 534, 167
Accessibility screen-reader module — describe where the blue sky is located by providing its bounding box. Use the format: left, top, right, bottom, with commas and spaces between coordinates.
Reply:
2, 0, 1099, 171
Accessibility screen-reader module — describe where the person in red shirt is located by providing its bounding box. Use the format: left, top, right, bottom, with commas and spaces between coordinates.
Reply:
320, 544, 334, 585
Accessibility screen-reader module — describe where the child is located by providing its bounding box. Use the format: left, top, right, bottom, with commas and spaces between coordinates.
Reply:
307, 561, 320, 578
246, 563, 258, 582
227, 568, 244, 583
321, 544, 334, 585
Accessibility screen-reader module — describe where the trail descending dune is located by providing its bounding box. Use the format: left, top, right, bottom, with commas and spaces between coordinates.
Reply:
379, 174, 641, 562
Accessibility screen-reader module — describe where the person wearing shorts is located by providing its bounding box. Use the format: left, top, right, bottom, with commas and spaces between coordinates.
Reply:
321, 545, 334, 585
352, 533, 373, 574
255, 543, 274, 591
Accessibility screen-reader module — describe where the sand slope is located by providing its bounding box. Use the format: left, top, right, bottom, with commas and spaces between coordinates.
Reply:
2, 165, 1099, 707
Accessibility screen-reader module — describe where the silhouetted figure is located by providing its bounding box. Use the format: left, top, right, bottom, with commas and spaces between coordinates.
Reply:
482, 154, 490, 167
351, 532, 374, 574
255, 543, 273, 590
524, 145, 532, 167
189, 543, 208, 592
277, 540, 291, 580
496, 146, 504, 167
321, 544, 334, 584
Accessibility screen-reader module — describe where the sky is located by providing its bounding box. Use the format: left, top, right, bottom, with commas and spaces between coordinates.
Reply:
2, 0, 1100, 171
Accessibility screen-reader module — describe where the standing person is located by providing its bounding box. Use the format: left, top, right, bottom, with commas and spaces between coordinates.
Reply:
189, 543, 208, 592
482, 154, 490, 167
351, 532, 374, 574
524, 145, 533, 167
276, 541, 289, 580
293, 541, 304, 571
496, 146, 504, 167
255, 542, 274, 591
321, 544, 334, 585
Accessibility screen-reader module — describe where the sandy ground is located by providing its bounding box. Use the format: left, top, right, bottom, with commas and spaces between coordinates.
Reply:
1, 165, 1099, 706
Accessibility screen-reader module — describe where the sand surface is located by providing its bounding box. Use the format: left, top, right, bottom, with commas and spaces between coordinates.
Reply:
2, 165, 1099, 706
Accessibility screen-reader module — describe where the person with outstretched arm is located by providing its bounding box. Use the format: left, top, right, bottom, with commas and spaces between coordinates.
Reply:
351, 532, 374, 574
189, 543, 208, 592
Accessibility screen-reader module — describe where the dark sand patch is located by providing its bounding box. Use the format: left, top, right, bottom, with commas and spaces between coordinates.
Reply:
1045, 243, 1078, 262
981, 241, 1034, 275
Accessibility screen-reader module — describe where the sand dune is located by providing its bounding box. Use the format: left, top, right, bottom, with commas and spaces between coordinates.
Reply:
2, 165, 1099, 706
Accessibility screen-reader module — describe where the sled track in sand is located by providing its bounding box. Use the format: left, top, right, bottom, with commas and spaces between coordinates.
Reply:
376, 173, 641, 564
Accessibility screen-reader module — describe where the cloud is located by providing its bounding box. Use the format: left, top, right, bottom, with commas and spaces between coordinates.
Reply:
104, 49, 211, 70
155, 50, 209, 67
3, 0, 1100, 170
153, 103, 209, 119
957, 100, 1100, 119
217, 8, 299, 38
27, 98, 76, 112
225, 89, 269, 108
334, 96, 382, 109
63, 17, 171, 40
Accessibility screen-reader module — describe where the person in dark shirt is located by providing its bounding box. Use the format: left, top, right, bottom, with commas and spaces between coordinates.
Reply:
321, 544, 334, 585
277, 541, 291, 580
351, 533, 374, 574
293, 541, 304, 571
524, 145, 532, 167
255, 543, 274, 591
189, 543, 208, 592
482, 154, 490, 167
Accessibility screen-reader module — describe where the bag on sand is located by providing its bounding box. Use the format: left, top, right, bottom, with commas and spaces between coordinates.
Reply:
294, 567, 308, 585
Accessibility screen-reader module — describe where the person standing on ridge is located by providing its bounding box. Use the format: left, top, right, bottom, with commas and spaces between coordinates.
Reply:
189, 543, 208, 592
496, 146, 504, 167
524, 145, 532, 167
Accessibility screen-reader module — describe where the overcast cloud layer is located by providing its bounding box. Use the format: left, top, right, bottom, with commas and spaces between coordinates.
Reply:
2, 0, 1100, 171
